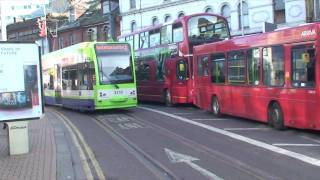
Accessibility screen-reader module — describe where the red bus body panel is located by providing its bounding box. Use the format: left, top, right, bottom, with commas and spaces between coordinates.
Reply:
193, 23, 320, 130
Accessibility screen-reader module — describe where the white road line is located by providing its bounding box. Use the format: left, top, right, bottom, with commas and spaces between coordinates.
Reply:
224, 128, 270, 131
192, 118, 228, 121
139, 106, 320, 167
52, 110, 106, 180
173, 113, 194, 115
272, 144, 320, 147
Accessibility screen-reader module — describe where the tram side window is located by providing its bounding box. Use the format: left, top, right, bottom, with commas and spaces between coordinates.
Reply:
62, 68, 68, 90
62, 66, 78, 90
291, 45, 315, 87
211, 53, 226, 83
43, 70, 54, 90
49, 72, 54, 90
149, 29, 160, 47
173, 23, 183, 43
69, 66, 78, 90
247, 48, 260, 85
78, 62, 95, 90
140, 31, 149, 49
227, 51, 245, 84
263, 46, 284, 86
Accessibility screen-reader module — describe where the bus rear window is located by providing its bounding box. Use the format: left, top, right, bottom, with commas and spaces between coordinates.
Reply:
188, 15, 229, 44
291, 45, 315, 88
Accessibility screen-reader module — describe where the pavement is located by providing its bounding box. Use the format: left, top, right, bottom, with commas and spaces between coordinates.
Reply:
0, 109, 86, 180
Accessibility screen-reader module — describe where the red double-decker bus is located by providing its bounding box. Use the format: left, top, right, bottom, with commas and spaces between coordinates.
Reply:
193, 23, 320, 130
118, 13, 230, 105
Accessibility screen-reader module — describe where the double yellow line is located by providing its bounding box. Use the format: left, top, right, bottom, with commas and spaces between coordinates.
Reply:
50, 109, 106, 180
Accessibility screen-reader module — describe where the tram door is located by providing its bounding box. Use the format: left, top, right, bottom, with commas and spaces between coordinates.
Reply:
55, 64, 62, 104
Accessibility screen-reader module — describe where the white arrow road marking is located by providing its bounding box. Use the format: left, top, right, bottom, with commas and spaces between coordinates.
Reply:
139, 106, 320, 167
164, 148, 224, 180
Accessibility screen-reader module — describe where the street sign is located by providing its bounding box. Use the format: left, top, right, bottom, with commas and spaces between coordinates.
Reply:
0, 42, 44, 122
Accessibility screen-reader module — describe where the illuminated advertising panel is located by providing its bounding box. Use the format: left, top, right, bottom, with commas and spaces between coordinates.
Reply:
0, 42, 43, 122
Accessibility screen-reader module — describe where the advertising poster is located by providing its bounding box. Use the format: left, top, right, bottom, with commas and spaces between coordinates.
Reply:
0, 43, 43, 122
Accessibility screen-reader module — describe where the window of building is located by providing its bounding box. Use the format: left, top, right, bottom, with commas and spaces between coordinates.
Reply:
227, 51, 245, 84
140, 31, 149, 48
211, 53, 225, 83
274, 0, 286, 24
69, 33, 75, 45
263, 46, 284, 86
291, 44, 315, 87
69, 7, 75, 22
247, 48, 260, 85
58, 37, 64, 49
103, 1, 110, 14
131, 21, 137, 32
149, 29, 160, 47
87, 28, 97, 41
172, 23, 183, 42
152, 17, 159, 26
130, 0, 136, 9
103, 25, 110, 40
238, 1, 249, 29
315, 0, 320, 20
205, 6, 213, 13
178, 12, 185, 19
221, 4, 231, 28
164, 14, 172, 23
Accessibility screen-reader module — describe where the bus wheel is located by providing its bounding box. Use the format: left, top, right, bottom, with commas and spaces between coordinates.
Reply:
268, 102, 285, 130
164, 90, 172, 107
212, 96, 221, 117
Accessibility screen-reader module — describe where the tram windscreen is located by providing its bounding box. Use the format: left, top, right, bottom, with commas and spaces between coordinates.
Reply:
95, 44, 134, 85
188, 15, 229, 44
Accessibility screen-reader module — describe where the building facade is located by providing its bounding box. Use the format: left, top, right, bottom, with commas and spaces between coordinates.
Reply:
119, 0, 318, 36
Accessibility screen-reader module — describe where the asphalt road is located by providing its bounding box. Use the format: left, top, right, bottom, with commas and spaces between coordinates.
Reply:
49, 103, 320, 180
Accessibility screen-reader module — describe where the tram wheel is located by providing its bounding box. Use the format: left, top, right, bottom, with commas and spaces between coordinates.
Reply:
268, 102, 285, 130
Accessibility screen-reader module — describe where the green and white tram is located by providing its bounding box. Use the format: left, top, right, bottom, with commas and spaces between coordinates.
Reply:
42, 42, 137, 110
